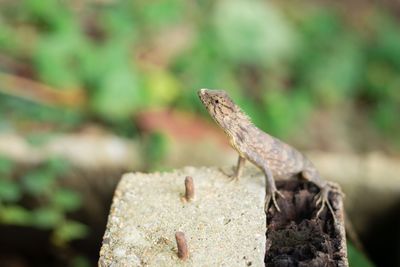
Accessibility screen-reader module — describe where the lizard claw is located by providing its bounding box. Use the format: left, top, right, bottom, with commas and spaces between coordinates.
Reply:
265, 189, 284, 213
218, 167, 239, 182
276, 190, 286, 199
315, 185, 337, 222
327, 181, 345, 197
228, 174, 239, 182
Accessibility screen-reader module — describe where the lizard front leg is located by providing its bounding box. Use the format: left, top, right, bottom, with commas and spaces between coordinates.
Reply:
230, 155, 246, 181
220, 155, 246, 181
263, 166, 284, 212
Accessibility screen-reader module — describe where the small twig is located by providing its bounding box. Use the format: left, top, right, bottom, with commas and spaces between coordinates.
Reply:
175, 231, 189, 260
184, 176, 195, 201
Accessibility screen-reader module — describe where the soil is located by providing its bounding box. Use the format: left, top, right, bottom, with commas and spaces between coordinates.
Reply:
265, 179, 346, 267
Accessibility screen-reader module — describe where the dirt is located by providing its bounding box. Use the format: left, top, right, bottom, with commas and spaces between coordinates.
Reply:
265, 180, 346, 267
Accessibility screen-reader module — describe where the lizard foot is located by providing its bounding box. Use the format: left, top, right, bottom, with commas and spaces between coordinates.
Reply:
218, 167, 239, 182
326, 181, 345, 197
265, 189, 285, 213
315, 185, 337, 222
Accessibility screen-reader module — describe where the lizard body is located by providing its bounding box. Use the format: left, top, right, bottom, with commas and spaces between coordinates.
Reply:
198, 88, 337, 218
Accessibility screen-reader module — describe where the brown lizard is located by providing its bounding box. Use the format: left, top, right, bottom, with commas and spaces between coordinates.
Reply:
198, 88, 339, 218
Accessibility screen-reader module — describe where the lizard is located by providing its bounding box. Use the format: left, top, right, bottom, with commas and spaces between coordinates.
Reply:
198, 88, 339, 219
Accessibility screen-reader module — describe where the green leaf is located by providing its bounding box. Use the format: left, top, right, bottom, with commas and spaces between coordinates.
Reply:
26, 132, 54, 147
148, 132, 168, 163
53, 220, 89, 244
32, 207, 63, 229
103, 3, 137, 39
305, 37, 363, 106
214, 0, 297, 65
46, 157, 69, 176
140, 0, 183, 28
347, 242, 375, 267
145, 70, 181, 107
91, 66, 144, 120
23, 0, 72, 31
372, 102, 399, 137
70, 255, 91, 267
53, 188, 81, 212
373, 14, 400, 69
0, 205, 32, 225
0, 179, 21, 202
34, 29, 84, 88
261, 90, 311, 138
22, 171, 55, 195
0, 22, 19, 53
0, 155, 14, 175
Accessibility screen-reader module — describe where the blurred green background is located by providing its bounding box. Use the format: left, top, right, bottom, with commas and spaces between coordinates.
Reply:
0, 0, 399, 266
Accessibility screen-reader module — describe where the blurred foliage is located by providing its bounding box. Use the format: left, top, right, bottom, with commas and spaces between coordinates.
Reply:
0, 0, 398, 146
0, 1, 399, 266
347, 242, 375, 267
0, 155, 87, 262
143, 131, 169, 171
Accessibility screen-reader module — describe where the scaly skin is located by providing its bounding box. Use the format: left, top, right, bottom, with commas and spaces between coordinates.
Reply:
198, 88, 338, 219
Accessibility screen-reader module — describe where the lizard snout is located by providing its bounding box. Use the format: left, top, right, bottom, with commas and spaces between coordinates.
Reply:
198, 88, 208, 96
198, 88, 210, 103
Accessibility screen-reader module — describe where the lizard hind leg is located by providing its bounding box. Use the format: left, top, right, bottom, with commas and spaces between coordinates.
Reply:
315, 186, 336, 222
302, 169, 340, 221
263, 167, 285, 213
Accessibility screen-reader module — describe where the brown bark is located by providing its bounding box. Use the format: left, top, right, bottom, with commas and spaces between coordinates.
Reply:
265, 180, 348, 267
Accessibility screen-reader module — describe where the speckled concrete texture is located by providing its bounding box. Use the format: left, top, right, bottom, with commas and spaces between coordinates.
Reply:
99, 166, 266, 267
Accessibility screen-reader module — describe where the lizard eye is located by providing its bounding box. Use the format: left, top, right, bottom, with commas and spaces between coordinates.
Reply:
214, 99, 219, 104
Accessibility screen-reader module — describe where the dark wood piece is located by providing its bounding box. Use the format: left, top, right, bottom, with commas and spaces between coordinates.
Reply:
265, 180, 348, 267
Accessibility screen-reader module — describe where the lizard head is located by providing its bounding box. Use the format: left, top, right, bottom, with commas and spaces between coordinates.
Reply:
198, 88, 238, 127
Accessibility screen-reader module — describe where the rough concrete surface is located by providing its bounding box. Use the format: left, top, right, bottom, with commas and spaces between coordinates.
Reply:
99, 166, 266, 267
